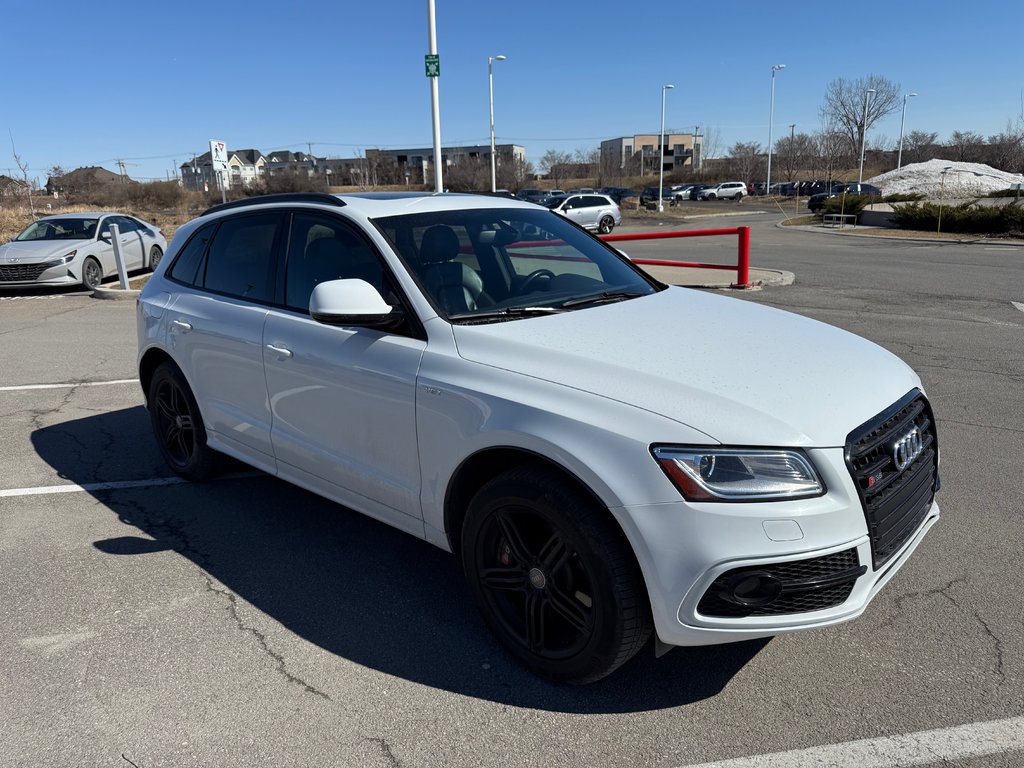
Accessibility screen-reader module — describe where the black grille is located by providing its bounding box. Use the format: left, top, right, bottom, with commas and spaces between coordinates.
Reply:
845, 390, 938, 570
0, 263, 49, 281
697, 547, 862, 618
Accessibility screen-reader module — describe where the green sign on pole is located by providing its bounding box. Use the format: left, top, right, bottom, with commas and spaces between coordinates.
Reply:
424, 54, 440, 78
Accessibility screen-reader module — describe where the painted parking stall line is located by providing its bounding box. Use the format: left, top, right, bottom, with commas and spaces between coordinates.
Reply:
0, 378, 139, 392
0, 472, 263, 498
1012, 301, 1024, 313
681, 715, 1024, 768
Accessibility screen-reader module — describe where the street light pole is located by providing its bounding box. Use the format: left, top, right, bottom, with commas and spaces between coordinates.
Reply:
897, 92, 917, 171
765, 64, 785, 197
658, 83, 674, 212
427, 0, 443, 193
488, 54, 506, 193
858, 88, 876, 184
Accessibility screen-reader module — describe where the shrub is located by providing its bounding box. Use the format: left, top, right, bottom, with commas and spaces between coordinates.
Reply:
883, 192, 925, 203
891, 200, 1024, 234
984, 188, 1024, 198
822, 194, 872, 216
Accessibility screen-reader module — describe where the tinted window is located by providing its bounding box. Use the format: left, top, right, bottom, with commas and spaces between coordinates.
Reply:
285, 213, 389, 311
167, 223, 216, 286
114, 216, 139, 232
202, 213, 282, 302
583, 196, 606, 207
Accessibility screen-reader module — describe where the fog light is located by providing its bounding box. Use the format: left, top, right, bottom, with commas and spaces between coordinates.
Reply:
719, 570, 783, 607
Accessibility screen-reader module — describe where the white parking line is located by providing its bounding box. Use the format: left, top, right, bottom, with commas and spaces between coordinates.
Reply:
1012, 301, 1024, 313
0, 378, 139, 392
681, 715, 1024, 768
0, 477, 187, 498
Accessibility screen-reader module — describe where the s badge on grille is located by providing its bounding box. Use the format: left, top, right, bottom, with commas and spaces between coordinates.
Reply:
893, 427, 924, 471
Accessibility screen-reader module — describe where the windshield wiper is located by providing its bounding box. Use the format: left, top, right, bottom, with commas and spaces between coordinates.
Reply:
558, 290, 648, 309
448, 306, 564, 323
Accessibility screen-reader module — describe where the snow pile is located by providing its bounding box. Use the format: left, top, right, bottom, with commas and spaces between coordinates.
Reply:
868, 160, 1024, 198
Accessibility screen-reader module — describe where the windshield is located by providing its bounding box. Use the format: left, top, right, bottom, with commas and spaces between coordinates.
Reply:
16, 218, 98, 241
374, 207, 661, 323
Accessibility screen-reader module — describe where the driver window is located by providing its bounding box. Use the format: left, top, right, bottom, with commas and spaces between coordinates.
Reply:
285, 213, 390, 312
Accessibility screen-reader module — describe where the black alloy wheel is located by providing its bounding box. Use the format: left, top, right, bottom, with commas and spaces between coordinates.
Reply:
148, 362, 221, 480
462, 467, 652, 683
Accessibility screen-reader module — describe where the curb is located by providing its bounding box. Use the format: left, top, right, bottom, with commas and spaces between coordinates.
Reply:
775, 220, 1024, 246
92, 285, 141, 301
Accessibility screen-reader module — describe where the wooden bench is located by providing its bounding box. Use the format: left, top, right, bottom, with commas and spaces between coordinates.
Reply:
822, 213, 857, 228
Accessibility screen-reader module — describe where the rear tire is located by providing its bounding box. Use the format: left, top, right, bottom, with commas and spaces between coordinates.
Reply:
148, 362, 222, 481
149, 246, 163, 272
598, 216, 615, 234
462, 466, 652, 684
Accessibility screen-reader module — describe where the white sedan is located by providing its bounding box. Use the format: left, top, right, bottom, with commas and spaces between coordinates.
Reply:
0, 212, 166, 290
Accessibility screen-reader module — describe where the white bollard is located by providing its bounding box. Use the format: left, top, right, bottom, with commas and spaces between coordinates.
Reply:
108, 223, 130, 290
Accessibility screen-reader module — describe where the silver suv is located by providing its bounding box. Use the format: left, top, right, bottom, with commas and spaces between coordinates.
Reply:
698, 182, 748, 201
545, 193, 621, 233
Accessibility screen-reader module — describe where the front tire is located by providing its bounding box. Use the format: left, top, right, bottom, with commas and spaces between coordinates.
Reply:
598, 216, 615, 234
148, 362, 222, 481
462, 466, 652, 684
82, 256, 103, 289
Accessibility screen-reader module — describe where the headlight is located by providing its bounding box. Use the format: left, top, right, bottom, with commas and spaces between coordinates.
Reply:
44, 250, 77, 267
652, 446, 824, 502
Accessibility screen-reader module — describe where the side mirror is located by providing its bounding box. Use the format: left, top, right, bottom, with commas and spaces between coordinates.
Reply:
99, 231, 112, 241
309, 279, 403, 330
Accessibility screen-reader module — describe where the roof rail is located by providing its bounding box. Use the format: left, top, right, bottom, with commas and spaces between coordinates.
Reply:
202, 192, 345, 216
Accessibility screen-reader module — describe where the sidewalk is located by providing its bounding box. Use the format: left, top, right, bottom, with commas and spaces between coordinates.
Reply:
637, 263, 794, 290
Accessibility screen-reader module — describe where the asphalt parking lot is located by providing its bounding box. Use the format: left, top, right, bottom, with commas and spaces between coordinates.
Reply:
1, 213, 1022, 767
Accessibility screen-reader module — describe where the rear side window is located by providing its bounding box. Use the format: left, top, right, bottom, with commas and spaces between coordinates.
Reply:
167, 223, 216, 286
201, 213, 283, 303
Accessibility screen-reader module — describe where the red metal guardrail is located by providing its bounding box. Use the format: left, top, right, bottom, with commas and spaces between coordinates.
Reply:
600, 226, 751, 288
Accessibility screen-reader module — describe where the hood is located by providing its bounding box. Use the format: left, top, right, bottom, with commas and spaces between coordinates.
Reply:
451, 287, 920, 447
0, 240, 85, 263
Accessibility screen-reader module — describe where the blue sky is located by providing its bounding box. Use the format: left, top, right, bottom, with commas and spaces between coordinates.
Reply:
3, 0, 1022, 184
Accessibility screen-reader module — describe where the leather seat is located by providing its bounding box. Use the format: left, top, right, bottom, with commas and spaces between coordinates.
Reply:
418, 225, 491, 313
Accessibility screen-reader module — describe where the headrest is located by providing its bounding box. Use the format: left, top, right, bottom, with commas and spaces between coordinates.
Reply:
420, 225, 460, 264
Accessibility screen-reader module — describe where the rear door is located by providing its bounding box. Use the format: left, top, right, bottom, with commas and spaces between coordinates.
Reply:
163, 212, 284, 470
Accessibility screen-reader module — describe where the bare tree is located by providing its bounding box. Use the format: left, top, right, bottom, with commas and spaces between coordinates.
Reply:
948, 130, 985, 162
814, 127, 848, 184
776, 132, 815, 182
726, 142, 764, 185
539, 149, 572, 188
822, 75, 901, 157
985, 122, 1024, 172
9, 131, 34, 216
903, 130, 939, 165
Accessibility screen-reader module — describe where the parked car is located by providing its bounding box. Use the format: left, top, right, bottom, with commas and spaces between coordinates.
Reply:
516, 188, 543, 202
599, 186, 635, 204
546, 193, 621, 233
538, 189, 565, 204
0, 212, 166, 290
567, 187, 597, 195
684, 183, 712, 200
698, 182, 748, 201
667, 184, 698, 204
807, 183, 883, 213
639, 186, 671, 208
138, 191, 940, 683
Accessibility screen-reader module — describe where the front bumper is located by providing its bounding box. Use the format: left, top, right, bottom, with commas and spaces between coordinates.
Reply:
612, 446, 939, 647
0, 262, 83, 288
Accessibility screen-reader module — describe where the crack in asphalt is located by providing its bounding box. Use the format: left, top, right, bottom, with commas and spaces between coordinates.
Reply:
878, 576, 1008, 688
203, 575, 332, 701
364, 737, 402, 768
939, 418, 1024, 436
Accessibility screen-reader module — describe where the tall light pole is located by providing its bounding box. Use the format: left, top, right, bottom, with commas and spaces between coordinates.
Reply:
488, 54, 507, 193
658, 83, 674, 212
427, 0, 443, 193
765, 64, 785, 197
858, 88, 876, 184
897, 92, 917, 171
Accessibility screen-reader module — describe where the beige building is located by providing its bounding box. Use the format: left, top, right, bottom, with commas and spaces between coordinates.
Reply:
600, 133, 702, 175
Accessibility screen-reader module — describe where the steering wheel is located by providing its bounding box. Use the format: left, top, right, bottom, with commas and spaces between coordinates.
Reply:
518, 268, 555, 294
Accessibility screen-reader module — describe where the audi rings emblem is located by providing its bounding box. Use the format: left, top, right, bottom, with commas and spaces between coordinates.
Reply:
893, 427, 924, 472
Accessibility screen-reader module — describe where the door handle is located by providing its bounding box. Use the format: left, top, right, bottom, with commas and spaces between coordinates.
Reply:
170, 319, 192, 333
265, 344, 293, 359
